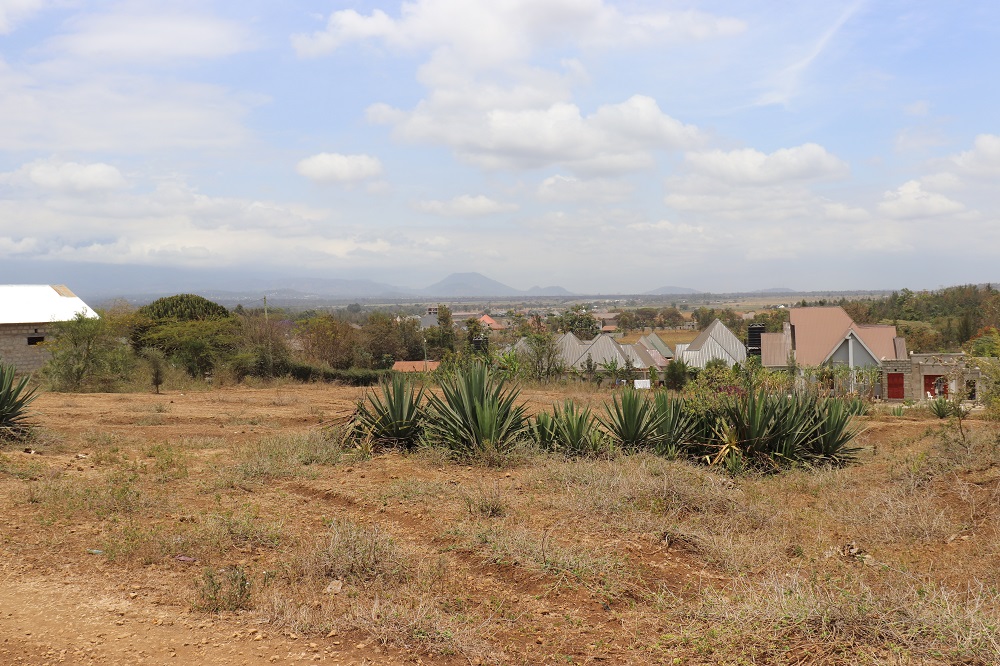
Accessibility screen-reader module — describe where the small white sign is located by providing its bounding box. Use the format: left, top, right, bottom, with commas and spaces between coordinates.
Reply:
634, 379, 651, 390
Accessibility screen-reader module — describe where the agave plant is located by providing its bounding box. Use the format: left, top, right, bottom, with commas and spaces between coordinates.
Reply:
353, 374, 425, 449
809, 398, 862, 465
598, 388, 663, 451
929, 396, 952, 419
424, 362, 527, 461
529, 411, 558, 451
711, 390, 821, 469
0, 362, 38, 440
551, 400, 602, 456
651, 393, 697, 458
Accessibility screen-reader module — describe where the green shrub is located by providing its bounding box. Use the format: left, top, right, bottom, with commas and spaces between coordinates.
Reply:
0, 362, 37, 440
286, 362, 388, 386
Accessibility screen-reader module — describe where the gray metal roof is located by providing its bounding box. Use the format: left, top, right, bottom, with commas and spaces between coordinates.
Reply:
676, 319, 746, 368
0, 285, 97, 325
638, 333, 673, 358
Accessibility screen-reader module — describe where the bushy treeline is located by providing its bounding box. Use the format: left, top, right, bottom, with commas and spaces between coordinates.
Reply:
39, 295, 418, 391
351, 362, 863, 472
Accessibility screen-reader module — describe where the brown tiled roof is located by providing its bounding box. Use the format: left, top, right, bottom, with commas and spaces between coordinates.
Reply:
392, 361, 440, 372
789, 307, 903, 365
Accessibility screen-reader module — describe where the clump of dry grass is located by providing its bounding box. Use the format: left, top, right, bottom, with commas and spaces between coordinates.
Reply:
689, 572, 1000, 663
462, 482, 507, 518
212, 431, 345, 487
101, 505, 285, 564
253, 517, 495, 660
20, 469, 158, 518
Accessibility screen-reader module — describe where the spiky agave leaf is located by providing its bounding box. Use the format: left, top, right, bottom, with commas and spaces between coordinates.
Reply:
0, 362, 38, 440
353, 373, 425, 449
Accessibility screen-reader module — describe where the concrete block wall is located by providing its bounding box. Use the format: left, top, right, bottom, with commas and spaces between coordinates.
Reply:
0, 323, 51, 374
881, 359, 913, 402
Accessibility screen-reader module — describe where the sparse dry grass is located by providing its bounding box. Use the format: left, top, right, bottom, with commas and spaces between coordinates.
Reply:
4, 387, 1000, 665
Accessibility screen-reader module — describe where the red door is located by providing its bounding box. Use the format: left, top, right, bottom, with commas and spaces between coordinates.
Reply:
924, 375, 947, 397
887, 373, 904, 400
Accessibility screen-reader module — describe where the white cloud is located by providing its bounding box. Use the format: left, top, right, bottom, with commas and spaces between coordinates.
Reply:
0, 179, 395, 270
536, 174, 632, 203
414, 194, 517, 217
878, 180, 965, 219
46, 11, 254, 61
1, 158, 127, 192
627, 219, 705, 234
951, 134, 1000, 178
376, 94, 702, 173
302, 1, 726, 175
292, 0, 744, 62
0, 0, 47, 34
296, 153, 384, 183
684, 143, 848, 185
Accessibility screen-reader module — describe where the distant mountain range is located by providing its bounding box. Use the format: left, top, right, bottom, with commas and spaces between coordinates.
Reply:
645, 285, 702, 295
420, 272, 572, 298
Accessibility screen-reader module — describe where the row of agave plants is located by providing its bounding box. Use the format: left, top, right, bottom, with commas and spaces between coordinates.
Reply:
352, 362, 863, 471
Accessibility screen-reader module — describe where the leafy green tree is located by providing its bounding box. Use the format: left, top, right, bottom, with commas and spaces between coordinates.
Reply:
663, 360, 690, 391
362, 312, 404, 369
296, 315, 358, 369
557, 305, 599, 340
966, 327, 1000, 357
42, 312, 137, 391
141, 318, 239, 378
137, 294, 229, 321
519, 332, 563, 380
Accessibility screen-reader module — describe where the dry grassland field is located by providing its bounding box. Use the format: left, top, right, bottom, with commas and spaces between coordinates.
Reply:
2, 383, 999, 665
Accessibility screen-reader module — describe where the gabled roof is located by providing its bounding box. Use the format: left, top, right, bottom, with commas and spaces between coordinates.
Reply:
789, 307, 904, 365
676, 319, 747, 368
572, 334, 628, 369
0, 284, 97, 325
478, 314, 504, 330
638, 333, 673, 359
822, 329, 880, 366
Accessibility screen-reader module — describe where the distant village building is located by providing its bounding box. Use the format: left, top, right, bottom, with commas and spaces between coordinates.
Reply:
0, 285, 97, 373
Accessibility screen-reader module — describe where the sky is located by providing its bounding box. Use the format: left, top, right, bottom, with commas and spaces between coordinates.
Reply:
1, 0, 1000, 295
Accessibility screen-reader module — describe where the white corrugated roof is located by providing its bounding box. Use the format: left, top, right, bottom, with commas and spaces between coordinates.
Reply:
0, 285, 98, 324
